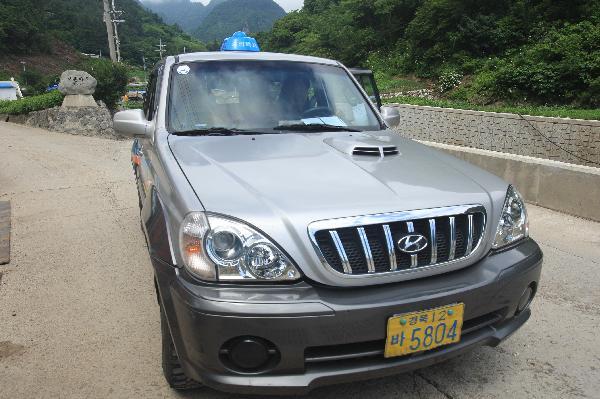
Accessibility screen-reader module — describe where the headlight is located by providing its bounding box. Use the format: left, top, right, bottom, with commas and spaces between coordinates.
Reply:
493, 185, 529, 249
179, 212, 301, 282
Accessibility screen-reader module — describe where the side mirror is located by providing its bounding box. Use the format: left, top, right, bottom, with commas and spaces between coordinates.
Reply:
380, 106, 400, 128
113, 109, 149, 137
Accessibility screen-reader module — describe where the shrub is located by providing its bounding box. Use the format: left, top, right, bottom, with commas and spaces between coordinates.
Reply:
449, 69, 498, 105
0, 90, 64, 115
438, 69, 462, 93
79, 58, 128, 109
478, 21, 600, 107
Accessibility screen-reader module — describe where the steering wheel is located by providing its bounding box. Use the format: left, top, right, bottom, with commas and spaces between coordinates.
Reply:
302, 106, 332, 118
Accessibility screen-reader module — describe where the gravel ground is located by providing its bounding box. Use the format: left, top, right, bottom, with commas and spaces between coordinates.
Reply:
0, 122, 599, 399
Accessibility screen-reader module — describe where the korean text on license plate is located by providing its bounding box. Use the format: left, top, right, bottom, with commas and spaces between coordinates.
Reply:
384, 303, 464, 358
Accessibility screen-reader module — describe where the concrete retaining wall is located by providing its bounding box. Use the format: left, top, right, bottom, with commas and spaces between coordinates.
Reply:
393, 104, 600, 168
422, 141, 600, 221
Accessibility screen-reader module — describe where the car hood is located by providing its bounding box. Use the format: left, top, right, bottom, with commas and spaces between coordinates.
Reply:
168, 130, 508, 286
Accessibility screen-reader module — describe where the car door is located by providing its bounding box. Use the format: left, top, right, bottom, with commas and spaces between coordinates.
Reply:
133, 66, 162, 208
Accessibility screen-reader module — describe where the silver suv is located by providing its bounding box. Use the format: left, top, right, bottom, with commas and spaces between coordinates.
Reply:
113, 47, 542, 395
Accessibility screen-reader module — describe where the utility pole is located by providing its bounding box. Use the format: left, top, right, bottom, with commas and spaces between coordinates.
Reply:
111, 0, 125, 63
102, 0, 125, 62
102, 0, 117, 62
156, 38, 166, 60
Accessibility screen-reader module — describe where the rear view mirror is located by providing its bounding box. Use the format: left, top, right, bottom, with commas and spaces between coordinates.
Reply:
113, 109, 149, 137
380, 106, 400, 128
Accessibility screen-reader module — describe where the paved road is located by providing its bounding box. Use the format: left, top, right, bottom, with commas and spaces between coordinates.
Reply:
0, 122, 599, 399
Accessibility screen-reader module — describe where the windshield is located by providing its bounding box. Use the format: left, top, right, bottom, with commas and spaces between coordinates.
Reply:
168, 61, 382, 134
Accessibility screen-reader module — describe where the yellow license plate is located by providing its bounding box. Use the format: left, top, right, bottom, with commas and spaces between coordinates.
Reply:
384, 303, 464, 358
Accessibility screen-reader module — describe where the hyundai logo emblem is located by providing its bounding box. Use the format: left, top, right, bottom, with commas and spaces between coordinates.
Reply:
397, 234, 428, 253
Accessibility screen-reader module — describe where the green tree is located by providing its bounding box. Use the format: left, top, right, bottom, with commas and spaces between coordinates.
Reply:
485, 21, 600, 106
0, 0, 49, 54
79, 58, 128, 109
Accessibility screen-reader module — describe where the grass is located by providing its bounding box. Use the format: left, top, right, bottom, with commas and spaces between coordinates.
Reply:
121, 100, 143, 110
384, 95, 600, 121
125, 65, 148, 82
375, 74, 429, 94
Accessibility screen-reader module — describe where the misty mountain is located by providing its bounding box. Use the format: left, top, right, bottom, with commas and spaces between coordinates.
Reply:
141, 0, 228, 33
193, 0, 286, 42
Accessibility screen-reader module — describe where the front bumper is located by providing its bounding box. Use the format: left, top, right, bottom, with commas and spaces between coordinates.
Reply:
153, 238, 542, 395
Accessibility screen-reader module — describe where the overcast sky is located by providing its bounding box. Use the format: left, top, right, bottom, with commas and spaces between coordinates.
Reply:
193, 0, 304, 12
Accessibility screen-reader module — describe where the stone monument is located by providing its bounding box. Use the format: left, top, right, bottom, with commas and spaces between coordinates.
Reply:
58, 70, 98, 107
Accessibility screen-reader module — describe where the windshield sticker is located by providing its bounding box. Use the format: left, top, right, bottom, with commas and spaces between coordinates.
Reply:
320, 116, 347, 126
177, 65, 190, 75
301, 118, 323, 125
301, 116, 347, 127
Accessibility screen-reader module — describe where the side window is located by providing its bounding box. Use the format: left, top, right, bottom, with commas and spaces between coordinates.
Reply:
359, 76, 375, 98
362, 75, 381, 109
355, 75, 378, 106
143, 73, 156, 120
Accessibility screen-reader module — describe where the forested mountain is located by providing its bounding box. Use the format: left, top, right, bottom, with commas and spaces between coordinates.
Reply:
0, 0, 206, 65
141, 0, 228, 33
258, 0, 600, 106
194, 0, 286, 42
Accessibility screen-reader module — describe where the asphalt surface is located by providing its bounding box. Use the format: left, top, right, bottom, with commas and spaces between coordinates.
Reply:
0, 122, 599, 399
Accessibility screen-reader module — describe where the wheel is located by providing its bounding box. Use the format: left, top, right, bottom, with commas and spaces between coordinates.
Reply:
160, 303, 202, 390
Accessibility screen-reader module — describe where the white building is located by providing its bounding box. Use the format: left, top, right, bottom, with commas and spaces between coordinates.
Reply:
0, 80, 23, 101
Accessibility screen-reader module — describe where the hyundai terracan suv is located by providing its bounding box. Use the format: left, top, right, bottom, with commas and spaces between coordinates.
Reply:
113, 33, 542, 395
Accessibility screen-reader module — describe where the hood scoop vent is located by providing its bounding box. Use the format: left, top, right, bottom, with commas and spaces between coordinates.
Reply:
324, 134, 400, 158
352, 146, 399, 157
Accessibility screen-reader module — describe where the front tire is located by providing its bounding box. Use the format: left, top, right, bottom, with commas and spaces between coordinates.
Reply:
160, 303, 202, 390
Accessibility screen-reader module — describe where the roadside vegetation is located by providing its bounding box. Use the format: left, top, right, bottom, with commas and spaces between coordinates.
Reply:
385, 96, 600, 121
374, 74, 429, 94
0, 57, 130, 115
0, 91, 63, 115
259, 0, 600, 114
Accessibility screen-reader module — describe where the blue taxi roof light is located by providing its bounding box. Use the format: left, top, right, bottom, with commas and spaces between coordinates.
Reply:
220, 31, 260, 52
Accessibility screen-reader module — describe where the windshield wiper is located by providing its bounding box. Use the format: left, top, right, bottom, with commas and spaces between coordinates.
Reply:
173, 127, 266, 136
274, 123, 361, 133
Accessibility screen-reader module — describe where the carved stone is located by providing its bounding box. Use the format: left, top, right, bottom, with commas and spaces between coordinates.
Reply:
59, 70, 97, 95
59, 70, 98, 107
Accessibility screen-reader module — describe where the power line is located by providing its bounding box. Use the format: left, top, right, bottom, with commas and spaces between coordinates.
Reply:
517, 113, 600, 167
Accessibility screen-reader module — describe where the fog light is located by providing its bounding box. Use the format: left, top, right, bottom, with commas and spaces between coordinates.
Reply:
231, 338, 268, 370
220, 337, 279, 373
516, 285, 535, 314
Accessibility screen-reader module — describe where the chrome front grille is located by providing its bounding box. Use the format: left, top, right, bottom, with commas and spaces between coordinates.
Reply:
309, 205, 486, 276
